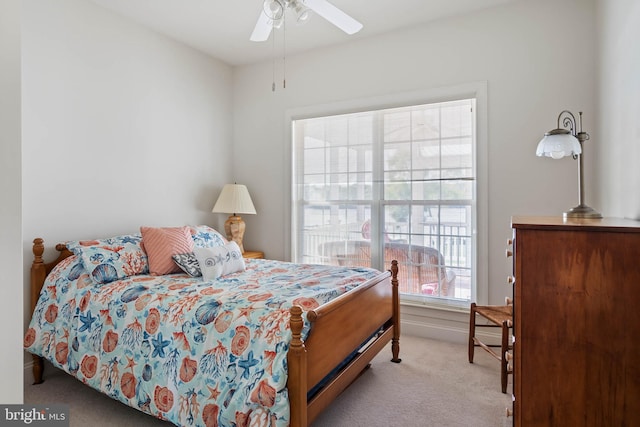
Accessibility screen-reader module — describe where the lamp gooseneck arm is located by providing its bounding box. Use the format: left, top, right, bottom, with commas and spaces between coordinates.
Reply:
557, 110, 577, 135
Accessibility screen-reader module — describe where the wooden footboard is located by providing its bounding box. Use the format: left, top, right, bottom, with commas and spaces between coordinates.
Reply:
287, 260, 400, 427
29, 239, 400, 425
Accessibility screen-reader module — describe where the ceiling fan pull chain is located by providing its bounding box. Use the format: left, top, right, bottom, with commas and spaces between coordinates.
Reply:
283, 12, 287, 89
272, 25, 276, 92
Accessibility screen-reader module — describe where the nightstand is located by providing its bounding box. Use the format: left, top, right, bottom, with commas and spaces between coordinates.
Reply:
243, 250, 264, 259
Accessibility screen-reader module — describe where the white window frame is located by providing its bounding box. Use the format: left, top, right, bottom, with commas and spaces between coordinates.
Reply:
284, 82, 488, 309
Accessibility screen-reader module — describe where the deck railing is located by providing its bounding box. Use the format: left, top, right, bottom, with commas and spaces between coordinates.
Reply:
300, 221, 471, 299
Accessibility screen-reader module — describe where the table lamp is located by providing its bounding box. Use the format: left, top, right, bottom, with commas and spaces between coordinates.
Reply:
212, 184, 257, 253
536, 110, 602, 219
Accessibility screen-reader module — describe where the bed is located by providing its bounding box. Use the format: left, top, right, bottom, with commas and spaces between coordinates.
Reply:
24, 226, 400, 427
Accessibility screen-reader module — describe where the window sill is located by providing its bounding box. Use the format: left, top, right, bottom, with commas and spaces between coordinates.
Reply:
400, 296, 470, 313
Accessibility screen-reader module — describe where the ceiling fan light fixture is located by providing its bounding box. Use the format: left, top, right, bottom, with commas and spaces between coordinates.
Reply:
272, 16, 284, 29
294, 3, 312, 25
263, 0, 284, 21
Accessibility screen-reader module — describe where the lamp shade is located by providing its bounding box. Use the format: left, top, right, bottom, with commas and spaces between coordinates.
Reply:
536, 130, 582, 159
212, 184, 256, 215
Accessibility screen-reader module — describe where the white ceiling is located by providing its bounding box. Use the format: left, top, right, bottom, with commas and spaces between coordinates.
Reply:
88, 0, 518, 66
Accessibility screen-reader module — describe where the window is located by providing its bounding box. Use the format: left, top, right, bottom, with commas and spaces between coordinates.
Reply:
291, 95, 480, 307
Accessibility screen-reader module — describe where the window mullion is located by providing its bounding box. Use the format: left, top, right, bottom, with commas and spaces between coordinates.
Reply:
370, 111, 384, 271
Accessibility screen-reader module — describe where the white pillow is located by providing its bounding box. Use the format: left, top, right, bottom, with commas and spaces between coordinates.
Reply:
193, 242, 246, 281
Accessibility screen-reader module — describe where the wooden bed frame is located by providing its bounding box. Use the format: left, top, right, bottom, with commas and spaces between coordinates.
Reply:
29, 238, 401, 427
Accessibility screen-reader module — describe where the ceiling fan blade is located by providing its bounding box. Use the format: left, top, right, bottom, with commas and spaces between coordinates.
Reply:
250, 10, 273, 42
304, 0, 363, 35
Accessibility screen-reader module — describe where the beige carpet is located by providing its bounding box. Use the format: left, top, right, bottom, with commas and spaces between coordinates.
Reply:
24, 335, 512, 426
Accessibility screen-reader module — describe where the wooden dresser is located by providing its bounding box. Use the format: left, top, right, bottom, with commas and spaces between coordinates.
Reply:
510, 216, 640, 426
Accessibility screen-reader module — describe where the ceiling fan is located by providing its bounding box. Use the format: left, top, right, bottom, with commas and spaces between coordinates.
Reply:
250, 0, 363, 42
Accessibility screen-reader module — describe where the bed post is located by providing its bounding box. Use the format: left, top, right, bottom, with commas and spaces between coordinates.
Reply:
287, 305, 307, 427
390, 260, 401, 363
30, 238, 46, 384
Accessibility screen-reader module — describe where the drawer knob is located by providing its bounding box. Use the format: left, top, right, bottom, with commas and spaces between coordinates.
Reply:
505, 249, 513, 258
505, 296, 513, 305
506, 408, 513, 417
505, 350, 514, 371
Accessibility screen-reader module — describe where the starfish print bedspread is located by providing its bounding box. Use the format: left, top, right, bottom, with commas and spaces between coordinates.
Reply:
24, 255, 380, 427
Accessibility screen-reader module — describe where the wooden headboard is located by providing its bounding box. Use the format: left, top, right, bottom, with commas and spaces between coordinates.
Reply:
29, 238, 74, 384
30, 238, 73, 315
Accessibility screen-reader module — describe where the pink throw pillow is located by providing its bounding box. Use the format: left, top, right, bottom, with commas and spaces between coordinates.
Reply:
141, 226, 195, 275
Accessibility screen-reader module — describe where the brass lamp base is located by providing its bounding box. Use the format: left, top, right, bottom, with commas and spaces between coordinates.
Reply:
563, 204, 602, 219
224, 215, 246, 253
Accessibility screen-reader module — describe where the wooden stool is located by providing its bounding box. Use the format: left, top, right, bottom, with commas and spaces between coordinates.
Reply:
468, 301, 513, 393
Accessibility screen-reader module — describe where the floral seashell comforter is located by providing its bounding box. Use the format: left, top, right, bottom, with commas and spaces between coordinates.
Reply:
25, 255, 380, 427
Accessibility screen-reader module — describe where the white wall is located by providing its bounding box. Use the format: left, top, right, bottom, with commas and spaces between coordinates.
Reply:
233, 0, 596, 315
22, 0, 233, 363
596, 0, 640, 219
0, 0, 23, 404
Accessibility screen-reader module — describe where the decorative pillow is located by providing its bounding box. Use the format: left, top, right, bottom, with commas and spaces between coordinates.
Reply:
189, 225, 227, 248
141, 226, 195, 275
172, 252, 201, 277
66, 233, 148, 285
193, 242, 245, 281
